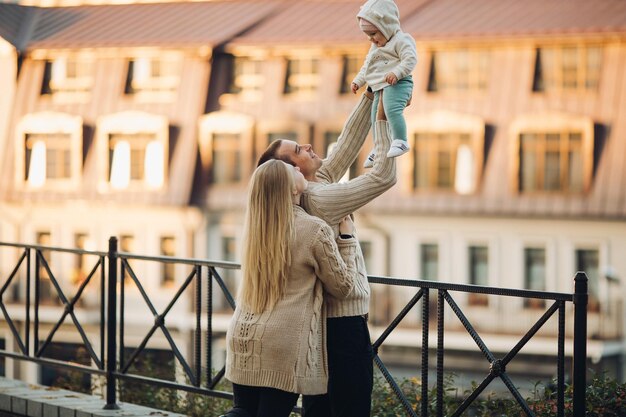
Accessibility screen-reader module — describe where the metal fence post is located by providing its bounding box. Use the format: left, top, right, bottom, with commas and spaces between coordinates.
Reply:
104, 237, 119, 410
573, 271, 588, 417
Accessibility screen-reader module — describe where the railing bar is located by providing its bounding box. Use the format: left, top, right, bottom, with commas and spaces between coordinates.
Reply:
209, 267, 236, 310
501, 301, 560, 366
500, 372, 536, 417
443, 291, 495, 362
451, 373, 495, 417
115, 372, 234, 400
208, 366, 226, 390
374, 355, 418, 417
100, 255, 105, 370
68, 312, 103, 369
36, 310, 69, 357
34, 250, 40, 357
159, 325, 197, 386
38, 253, 69, 305
436, 290, 444, 417
120, 325, 159, 374
121, 259, 159, 317
368, 276, 571, 301
372, 289, 423, 350
194, 265, 201, 387
119, 260, 125, 372
118, 252, 240, 269
0, 250, 27, 295
159, 268, 197, 318
0, 303, 26, 353
557, 301, 565, 417
25, 249, 31, 356
0, 241, 107, 257
0, 350, 107, 375
421, 288, 429, 417
207, 267, 213, 385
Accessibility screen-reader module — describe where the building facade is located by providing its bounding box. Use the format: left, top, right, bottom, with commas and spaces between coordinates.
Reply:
0, 0, 625, 390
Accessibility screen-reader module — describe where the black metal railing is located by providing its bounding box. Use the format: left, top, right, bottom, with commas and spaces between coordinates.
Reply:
0, 237, 588, 416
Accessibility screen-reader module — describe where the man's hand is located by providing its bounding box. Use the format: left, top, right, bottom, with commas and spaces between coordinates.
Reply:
351, 82, 359, 94
376, 89, 386, 121
385, 73, 398, 85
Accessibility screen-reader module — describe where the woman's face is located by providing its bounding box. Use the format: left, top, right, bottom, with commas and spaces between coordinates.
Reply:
287, 163, 308, 194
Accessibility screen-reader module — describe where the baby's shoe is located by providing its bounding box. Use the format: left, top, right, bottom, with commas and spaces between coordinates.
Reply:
387, 139, 410, 158
363, 150, 375, 168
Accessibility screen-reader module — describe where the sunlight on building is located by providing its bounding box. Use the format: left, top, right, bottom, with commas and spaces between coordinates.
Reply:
454, 144, 475, 195
27, 140, 46, 188
145, 140, 164, 189
110, 140, 130, 189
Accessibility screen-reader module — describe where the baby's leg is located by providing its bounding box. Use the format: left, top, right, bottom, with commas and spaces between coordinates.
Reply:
382, 77, 413, 142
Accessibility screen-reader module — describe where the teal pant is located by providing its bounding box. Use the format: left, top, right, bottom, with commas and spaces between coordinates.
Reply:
371, 76, 413, 142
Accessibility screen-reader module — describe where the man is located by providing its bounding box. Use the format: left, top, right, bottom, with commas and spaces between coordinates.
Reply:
257, 91, 397, 417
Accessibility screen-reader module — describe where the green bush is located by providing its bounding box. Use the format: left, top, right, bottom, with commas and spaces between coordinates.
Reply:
56, 368, 626, 416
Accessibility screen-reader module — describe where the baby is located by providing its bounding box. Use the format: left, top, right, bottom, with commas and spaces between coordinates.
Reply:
351, 0, 417, 167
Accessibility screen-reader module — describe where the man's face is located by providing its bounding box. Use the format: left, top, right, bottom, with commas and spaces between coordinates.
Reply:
276, 140, 322, 181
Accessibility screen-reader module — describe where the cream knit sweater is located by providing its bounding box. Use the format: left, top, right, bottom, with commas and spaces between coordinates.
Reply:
302, 95, 397, 318
225, 206, 358, 395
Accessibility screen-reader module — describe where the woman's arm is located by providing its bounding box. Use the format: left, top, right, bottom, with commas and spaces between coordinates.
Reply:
311, 224, 356, 299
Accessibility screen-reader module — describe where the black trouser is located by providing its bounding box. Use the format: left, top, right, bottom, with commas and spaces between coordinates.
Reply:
302, 315, 373, 417
224, 383, 298, 417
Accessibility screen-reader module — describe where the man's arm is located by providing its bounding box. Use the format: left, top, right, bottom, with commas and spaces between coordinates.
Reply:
303, 120, 396, 226
316, 93, 372, 184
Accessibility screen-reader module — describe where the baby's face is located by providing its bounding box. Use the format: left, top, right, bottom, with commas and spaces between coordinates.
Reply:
363, 30, 387, 47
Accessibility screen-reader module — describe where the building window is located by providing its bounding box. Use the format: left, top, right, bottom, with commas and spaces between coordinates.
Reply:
324, 131, 358, 181
72, 233, 88, 286
420, 244, 439, 281
120, 235, 134, 285
468, 246, 489, 306
125, 55, 181, 100
230, 57, 263, 98
40, 342, 91, 393
576, 249, 600, 312
36, 231, 57, 305
524, 247, 546, 309
518, 131, 585, 193
211, 133, 242, 185
533, 46, 602, 92
427, 50, 490, 93
160, 237, 176, 286
108, 133, 163, 189
24, 133, 72, 186
284, 57, 320, 95
340, 55, 362, 94
413, 132, 476, 193
41, 57, 93, 98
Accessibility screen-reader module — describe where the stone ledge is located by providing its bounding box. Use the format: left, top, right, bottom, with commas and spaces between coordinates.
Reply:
0, 377, 185, 417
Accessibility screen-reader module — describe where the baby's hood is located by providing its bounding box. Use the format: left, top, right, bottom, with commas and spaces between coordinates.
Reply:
357, 0, 401, 41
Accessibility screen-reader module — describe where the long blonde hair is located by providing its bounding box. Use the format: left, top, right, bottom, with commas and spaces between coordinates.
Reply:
239, 160, 295, 313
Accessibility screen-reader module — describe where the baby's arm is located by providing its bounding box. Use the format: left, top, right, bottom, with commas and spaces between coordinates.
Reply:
388, 35, 417, 82
352, 45, 376, 93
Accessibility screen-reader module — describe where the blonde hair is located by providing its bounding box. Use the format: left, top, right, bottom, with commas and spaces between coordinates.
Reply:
239, 160, 295, 313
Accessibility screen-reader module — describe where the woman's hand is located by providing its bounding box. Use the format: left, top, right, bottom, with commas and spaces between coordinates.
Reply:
376, 89, 386, 121
339, 215, 354, 236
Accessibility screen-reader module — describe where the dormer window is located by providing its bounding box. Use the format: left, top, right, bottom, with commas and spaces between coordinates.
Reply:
284, 57, 319, 96
125, 54, 181, 101
229, 56, 263, 100
97, 111, 168, 191
41, 56, 93, 102
15, 112, 83, 189
340, 55, 362, 94
427, 49, 490, 93
510, 114, 593, 194
533, 45, 602, 93
409, 111, 484, 194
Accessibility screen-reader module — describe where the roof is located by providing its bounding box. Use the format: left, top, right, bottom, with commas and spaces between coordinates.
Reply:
229, 0, 431, 48
402, 0, 626, 40
0, 3, 37, 50
0, 1, 282, 51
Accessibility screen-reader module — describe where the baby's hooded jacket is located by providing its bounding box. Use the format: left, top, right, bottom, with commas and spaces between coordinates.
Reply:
353, 0, 417, 92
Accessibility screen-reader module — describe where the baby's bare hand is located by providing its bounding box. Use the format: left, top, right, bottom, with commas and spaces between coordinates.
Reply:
351, 83, 359, 94
385, 73, 398, 85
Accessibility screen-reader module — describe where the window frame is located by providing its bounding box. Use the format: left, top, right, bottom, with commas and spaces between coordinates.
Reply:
15, 112, 83, 190
406, 110, 485, 195
510, 113, 594, 194
40, 54, 95, 103
283, 55, 320, 97
96, 111, 169, 192
532, 44, 603, 94
427, 48, 491, 94
124, 52, 183, 102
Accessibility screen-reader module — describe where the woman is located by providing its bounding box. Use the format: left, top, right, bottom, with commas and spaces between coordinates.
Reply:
223, 160, 358, 417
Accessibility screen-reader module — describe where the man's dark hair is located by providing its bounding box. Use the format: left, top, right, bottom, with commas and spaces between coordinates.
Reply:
257, 139, 296, 167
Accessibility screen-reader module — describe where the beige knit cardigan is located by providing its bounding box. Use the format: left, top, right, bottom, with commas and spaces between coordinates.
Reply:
225, 206, 358, 395
301, 94, 397, 318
